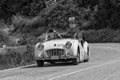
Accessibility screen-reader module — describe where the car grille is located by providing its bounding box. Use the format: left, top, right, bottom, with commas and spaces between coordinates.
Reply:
46, 49, 65, 56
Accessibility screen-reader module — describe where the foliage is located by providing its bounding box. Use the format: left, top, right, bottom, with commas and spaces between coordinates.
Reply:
46, 0, 96, 30
0, 31, 10, 47
11, 0, 64, 34
93, 0, 120, 29
0, 0, 120, 31
83, 29, 120, 43
0, 0, 46, 20
0, 45, 34, 70
0, 0, 120, 44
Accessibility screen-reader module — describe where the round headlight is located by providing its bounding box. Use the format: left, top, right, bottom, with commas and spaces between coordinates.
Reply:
65, 41, 72, 49
37, 43, 44, 50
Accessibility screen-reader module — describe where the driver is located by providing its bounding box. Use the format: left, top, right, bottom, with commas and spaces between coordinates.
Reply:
47, 29, 62, 40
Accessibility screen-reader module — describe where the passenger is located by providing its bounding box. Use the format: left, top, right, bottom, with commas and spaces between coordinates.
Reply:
74, 32, 85, 47
74, 33, 78, 39
74, 32, 83, 40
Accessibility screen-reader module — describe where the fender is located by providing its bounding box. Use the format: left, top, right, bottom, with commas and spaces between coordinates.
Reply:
72, 40, 79, 57
83, 41, 89, 53
35, 43, 42, 58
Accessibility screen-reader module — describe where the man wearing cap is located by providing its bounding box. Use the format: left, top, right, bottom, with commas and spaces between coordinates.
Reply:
47, 29, 62, 40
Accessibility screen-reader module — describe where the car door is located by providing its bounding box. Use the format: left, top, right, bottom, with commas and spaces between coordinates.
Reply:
78, 40, 85, 61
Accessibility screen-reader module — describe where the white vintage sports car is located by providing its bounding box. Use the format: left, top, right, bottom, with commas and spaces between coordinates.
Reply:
35, 32, 90, 67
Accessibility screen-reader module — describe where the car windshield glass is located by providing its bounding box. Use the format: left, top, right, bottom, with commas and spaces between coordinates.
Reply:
46, 33, 62, 40
61, 34, 75, 39
45, 31, 82, 41
61, 32, 77, 39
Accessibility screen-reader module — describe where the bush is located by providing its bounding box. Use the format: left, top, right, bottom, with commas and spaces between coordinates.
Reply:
83, 29, 120, 43
0, 45, 35, 70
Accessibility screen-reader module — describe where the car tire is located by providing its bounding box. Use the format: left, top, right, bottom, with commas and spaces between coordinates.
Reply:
50, 62, 55, 65
78, 48, 80, 63
84, 47, 89, 62
72, 48, 80, 65
72, 57, 79, 65
37, 60, 44, 67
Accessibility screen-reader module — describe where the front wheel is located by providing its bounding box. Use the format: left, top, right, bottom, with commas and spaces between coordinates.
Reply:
50, 61, 55, 65
37, 60, 44, 67
72, 58, 79, 65
72, 48, 80, 65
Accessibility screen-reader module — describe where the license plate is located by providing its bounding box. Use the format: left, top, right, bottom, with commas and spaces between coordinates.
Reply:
51, 56, 58, 59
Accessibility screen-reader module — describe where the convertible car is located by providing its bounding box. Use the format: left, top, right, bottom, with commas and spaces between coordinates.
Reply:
34, 31, 90, 67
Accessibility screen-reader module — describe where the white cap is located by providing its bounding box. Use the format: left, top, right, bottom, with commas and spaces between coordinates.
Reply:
69, 17, 75, 22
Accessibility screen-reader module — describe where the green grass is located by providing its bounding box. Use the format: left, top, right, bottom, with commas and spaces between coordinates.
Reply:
0, 45, 35, 70
83, 29, 120, 43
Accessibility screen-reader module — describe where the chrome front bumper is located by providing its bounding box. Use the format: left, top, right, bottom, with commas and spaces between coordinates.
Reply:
35, 57, 77, 62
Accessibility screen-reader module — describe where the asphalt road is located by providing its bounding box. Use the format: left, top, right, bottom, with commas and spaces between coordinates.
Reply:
0, 43, 120, 80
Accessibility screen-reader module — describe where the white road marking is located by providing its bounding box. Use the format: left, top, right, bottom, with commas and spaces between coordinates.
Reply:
48, 58, 120, 80
96, 46, 118, 49
0, 64, 36, 73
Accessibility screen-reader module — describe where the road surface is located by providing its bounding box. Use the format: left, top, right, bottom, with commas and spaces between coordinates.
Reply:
0, 43, 120, 80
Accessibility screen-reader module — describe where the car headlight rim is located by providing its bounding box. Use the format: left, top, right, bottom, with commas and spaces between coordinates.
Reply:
37, 43, 44, 50
65, 41, 72, 49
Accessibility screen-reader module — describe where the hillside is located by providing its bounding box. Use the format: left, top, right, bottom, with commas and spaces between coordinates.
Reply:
0, 0, 120, 31
0, 0, 120, 45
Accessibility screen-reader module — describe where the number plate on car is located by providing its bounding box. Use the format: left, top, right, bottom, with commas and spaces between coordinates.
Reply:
51, 56, 58, 59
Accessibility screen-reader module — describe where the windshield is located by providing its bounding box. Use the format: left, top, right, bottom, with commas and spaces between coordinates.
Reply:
46, 33, 77, 41
40, 31, 81, 41
61, 34, 75, 39
46, 33, 62, 41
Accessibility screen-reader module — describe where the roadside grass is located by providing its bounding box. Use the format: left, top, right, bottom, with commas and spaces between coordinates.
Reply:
0, 45, 35, 70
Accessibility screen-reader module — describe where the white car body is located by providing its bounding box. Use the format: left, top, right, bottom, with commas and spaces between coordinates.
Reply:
35, 33, 89, 66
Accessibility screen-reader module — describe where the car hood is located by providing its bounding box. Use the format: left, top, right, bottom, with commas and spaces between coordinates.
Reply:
42, 39, 76, 50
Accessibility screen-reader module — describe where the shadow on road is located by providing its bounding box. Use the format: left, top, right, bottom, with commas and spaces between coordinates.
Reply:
22, 62, 75, 69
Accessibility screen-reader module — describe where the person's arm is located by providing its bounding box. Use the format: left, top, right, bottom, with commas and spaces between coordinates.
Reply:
54, 32, 62, 38
45, 34, 48, 41
58, 33, 62, 38
74, 33, 78, 39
